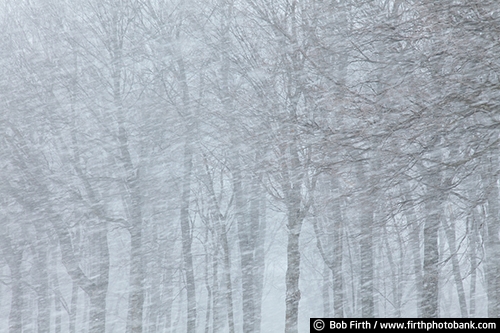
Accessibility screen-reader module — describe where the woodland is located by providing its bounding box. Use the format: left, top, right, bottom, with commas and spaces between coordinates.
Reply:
1, 1, 500, 332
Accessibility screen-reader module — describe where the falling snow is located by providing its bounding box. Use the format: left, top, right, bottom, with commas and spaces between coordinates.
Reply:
1, 1, 500, 333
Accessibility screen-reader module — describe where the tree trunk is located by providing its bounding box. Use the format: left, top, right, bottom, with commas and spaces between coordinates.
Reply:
247, 174, 262, 332
161, 263, 174, 333
50, 258, 62, 333
468, 215, 478, 318
177, 51, 197, 333
253, 186, 266, 333
34, 236, 50, 333
212, 250, 223, 333
113, 37, 144, 333
91, 224, 109, 333
89, 288, 108, 333
443, 216, 468, 317
1, 235, 23, 333
180, 135, 196, 333
359, 208, 374, 318
313, 176, 344, 318
322, 264, 331, 317
233, 158, 255, 333
330, 177, 344, 318
356, 161, 374, 318
403, 192, 423, 317
332, 230, 344, 318
126, 223, 144, 333
383, 234, 402, 318
221, 223, 235, 333
420, 141, 442, 318
421, 198, 440, 318
117, 131, 144, 333
485, 172, 500, 318
203, 249, 212, 333
285, 223, 302, 333
284, 138, 307, 333
69, 280, 78, 333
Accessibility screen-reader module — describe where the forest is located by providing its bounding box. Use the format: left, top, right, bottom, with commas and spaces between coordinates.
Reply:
1, 0, 500, 332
